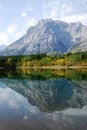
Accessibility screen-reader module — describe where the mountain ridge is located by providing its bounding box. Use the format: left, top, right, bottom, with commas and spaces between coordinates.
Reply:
0, 19, 87, 56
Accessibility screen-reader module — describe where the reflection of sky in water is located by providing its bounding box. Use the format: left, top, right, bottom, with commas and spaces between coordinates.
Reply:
0, 81, 87, 130
0, 82, 38, 113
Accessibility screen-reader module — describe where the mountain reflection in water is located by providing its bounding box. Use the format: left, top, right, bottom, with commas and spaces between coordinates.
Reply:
0, 68, 87, 130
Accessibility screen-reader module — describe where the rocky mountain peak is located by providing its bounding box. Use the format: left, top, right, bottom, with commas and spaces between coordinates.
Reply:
0, 19, 87, 56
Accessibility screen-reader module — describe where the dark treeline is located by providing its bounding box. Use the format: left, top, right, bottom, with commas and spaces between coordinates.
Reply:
0, 52, 87, 68
0, 54, 46, 68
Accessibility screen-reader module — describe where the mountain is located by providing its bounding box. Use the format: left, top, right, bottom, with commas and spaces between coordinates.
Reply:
0, 19, 87, 56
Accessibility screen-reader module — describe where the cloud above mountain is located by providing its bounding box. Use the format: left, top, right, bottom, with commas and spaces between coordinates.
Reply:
0, 0, 87, 46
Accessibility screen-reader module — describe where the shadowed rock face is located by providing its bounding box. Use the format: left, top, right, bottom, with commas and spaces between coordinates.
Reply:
0, 19, 87, 56
0, 77, 87, 112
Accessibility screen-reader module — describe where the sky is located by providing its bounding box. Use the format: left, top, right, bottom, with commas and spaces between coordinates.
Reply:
0, 0, 87, 45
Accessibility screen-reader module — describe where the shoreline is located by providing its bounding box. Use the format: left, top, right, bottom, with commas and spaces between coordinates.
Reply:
1, 66, 87, 70
17, 65, 87, 70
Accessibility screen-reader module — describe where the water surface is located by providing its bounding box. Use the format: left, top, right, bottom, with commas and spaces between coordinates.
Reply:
0, 68, 87, 130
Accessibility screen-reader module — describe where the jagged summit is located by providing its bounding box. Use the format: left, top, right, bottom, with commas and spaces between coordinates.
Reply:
0, 19, 87, 56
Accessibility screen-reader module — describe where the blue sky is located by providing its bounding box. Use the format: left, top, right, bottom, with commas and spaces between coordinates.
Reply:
0, 0, 87, 45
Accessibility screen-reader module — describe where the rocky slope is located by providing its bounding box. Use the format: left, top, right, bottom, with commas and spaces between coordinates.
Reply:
0, 19, 87, 56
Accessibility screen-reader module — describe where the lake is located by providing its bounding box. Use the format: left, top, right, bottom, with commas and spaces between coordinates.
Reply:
0, 68, 87, 130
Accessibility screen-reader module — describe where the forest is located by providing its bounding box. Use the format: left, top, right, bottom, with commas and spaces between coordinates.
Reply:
0, 52, 87, 68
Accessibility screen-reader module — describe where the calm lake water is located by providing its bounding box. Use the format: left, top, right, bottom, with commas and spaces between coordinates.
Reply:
0, 68, 87, 130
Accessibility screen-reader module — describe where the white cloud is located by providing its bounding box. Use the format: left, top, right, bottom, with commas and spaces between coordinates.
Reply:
42, 0, 87, 25
61, 14, 87, 25
21, 12, 27, 18
43, 1, 73, 20
60, 4, 73, 16
0, 24, 19, 45
46, 9, 58, 20
0, 32, 9, 45
0, 0, 87, 47
0, 23, 19, 45
43, 1, 59, 19
24, 17, 37, 29
28, 18, 36, 26
7, 24, 17, 34
15, 32, 23, 40
20, 6, 33, 19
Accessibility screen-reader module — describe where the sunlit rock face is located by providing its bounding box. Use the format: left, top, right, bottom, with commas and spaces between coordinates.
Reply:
0, 19, 87, 56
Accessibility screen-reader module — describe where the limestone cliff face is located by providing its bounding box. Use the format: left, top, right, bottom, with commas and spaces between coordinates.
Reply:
1, 19, 87, 56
